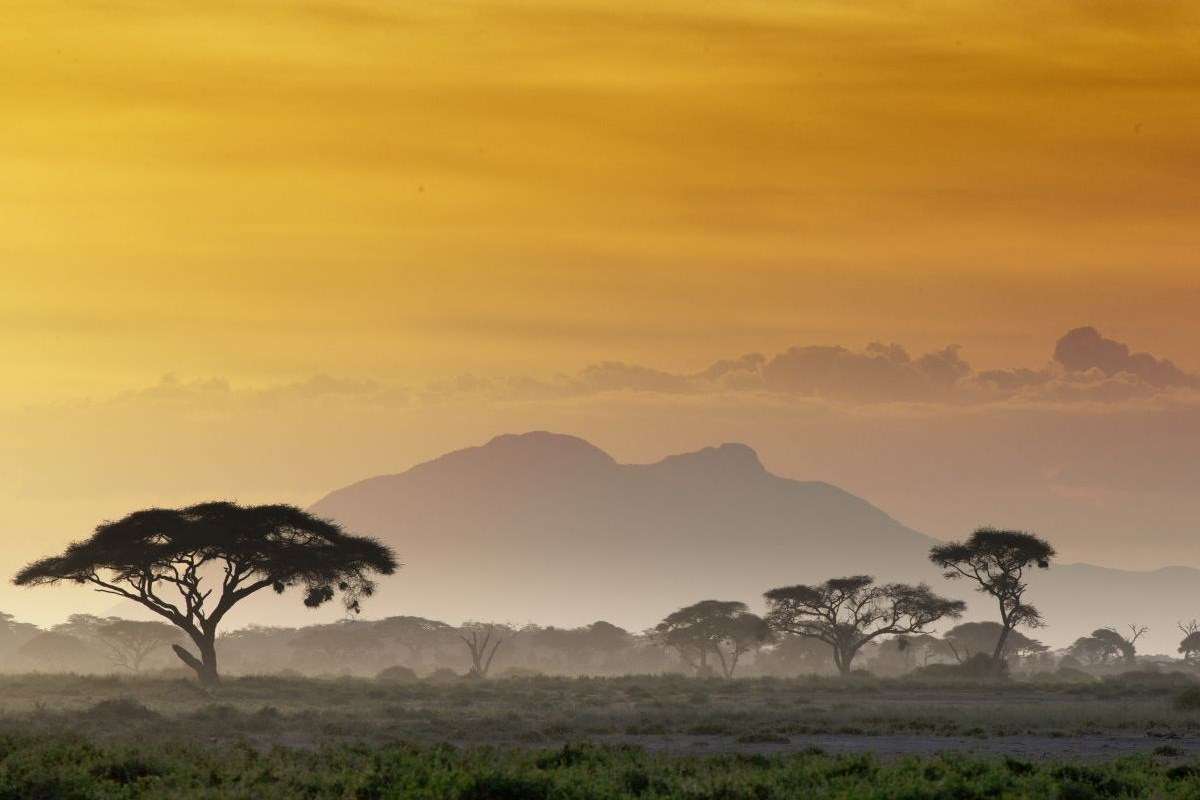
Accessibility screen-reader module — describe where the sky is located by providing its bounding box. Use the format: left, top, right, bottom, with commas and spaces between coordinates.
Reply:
2, 0, 1198, 626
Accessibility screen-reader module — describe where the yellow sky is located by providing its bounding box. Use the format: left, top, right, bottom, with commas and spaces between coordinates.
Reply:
3, 0, 1198, 400
2, 0, 1200, 628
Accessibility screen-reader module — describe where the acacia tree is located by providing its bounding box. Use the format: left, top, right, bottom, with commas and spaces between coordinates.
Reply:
763, 577, 964, 675
97, 620, 182, 673
289, 620, 389, 673
376, 615, 456, 666
929, 528, 1055, 667
653, 600, 771, 678
0, 611, 39, 655
1069, 634, 1122, 666
942, 621, 1047, 664
1092, 625, 1146, 666
13, 502, 397, 686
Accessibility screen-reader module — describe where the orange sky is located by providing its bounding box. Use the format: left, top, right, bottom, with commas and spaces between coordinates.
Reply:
2, 0, 1198, 625
4, 0, 1199, 398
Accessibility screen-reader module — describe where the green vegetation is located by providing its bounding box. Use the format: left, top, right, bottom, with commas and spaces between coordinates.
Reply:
5, 737, 1200, 799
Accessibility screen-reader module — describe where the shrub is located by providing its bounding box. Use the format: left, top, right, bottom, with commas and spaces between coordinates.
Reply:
912, 653, 1006, 681
425, 667, 460, 683
376, 665, 419, 683
86, 697, 159, 720
1174, 687, 1200, 711
1054, 667, 1097, 684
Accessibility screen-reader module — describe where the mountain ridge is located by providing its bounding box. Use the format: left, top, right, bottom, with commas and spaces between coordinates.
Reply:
301, 432, 1194, 655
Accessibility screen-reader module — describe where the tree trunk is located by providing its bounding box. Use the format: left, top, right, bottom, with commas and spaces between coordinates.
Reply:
991, 598, 1012, 671
173, 636, 220, 687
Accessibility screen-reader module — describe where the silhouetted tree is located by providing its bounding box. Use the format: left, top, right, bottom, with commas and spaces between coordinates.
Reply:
712, 611, 772, 678
874, 634, 954, 674
97, 620, 181, 673
1179, 621, 1200, 664
0, 611, 39, 655
929, 527, 1055, 668
51, 614, 110, 643
577, 621, 635, 668
763, 576, 964, 675
375, 616, 455, 666
459, 622, 511, 678
13, 502, 397, 686
1069, 634, 1121, 666
289, 620, 388, 673
653, 600, 771, 678
1092, 625, 1146, 665
942, 621, 1046, 664
756, 634, 837, 676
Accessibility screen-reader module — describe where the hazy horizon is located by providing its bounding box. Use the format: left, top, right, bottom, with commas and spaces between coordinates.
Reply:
3, 0, 1198, 638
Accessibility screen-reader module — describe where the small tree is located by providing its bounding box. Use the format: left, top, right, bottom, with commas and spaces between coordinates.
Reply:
763, 576, 965, 675
1179, 621, 1200, 664
942, 621, 1046, 664
289, 620, 388, 674
376, 616, 455, 666
459, 622, 511, 678
653, 600, 771, 678
1069, 634, 1122, 666
1092, 625, 1146, 666
97, 620, 182, 673
13, 502, 397, 686
0, 611, 39, 655
929, 527, 1055, 667
713, 611, 772, 678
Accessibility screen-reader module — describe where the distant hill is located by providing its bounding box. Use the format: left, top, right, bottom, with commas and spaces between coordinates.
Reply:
302, 431, 1198, 654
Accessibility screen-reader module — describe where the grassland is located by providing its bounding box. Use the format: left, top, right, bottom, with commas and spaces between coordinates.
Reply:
4, 672, 1200, 797
6, 738, 1200, 799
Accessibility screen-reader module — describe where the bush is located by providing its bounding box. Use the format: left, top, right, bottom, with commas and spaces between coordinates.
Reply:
376, 665, 419, 683
912, 654, 1006, 681
1054, 667, 1097, 684
1174, 687, 1200, 711
425, 667, 460, 683
86, 697, 159, 720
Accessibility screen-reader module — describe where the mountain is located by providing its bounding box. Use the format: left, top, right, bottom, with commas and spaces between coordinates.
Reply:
305, 431, 1198, 654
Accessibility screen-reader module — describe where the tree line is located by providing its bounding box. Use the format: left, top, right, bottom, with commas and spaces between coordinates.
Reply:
8, 502, 1196, 684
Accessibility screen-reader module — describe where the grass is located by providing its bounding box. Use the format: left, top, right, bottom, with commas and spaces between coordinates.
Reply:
4, 673, 1200, 796
1, 672, 1199, 750
2, 737, 1200, 798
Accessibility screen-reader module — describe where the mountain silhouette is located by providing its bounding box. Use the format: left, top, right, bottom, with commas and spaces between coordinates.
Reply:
301, 432, 1194, 654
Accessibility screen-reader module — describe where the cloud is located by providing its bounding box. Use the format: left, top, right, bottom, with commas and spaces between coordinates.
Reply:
1053, 327, 1197, 388
397, 326, 1196, 409
757, 342, 970, 402
33, 328, 1197, 418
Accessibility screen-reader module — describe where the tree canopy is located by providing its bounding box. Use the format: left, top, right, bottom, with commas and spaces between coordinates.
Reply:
929, 527, 1055, 666
653, 600, 771, 678
942, 621, 1046, 664
764, 576, 965, 675
13, 501, 397, 685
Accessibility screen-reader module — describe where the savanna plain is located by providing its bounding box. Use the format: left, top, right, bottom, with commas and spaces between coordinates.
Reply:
8, 671, 1200, 798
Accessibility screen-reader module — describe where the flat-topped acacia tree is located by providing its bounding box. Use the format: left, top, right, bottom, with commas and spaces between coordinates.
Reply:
929, 527, 1055, 667
764, 576, 965, 675
13, 502, 397, 686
